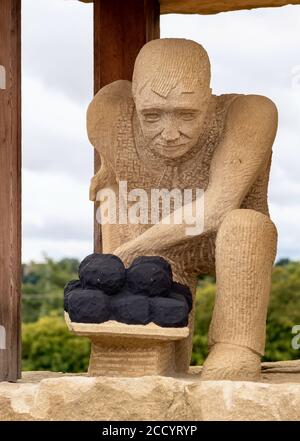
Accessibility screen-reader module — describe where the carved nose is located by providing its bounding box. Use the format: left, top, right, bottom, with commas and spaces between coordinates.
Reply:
161, 125, 180, 142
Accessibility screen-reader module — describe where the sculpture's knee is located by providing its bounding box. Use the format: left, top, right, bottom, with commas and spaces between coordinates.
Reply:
219, 208, 275, 229
217, 209, 277, 260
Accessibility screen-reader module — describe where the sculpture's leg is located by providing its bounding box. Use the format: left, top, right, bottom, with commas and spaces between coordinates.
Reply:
201, 209, 277, 381
168, 234, 216, 374
173, 294, 196, 373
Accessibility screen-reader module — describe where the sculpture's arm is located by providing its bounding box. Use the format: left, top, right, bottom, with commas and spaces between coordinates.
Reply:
114, 95, 278, 265
201, 94, 278, 230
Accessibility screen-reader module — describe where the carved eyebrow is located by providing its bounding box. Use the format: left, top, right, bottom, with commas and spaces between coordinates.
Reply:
174, 108, 199, 112
140, 108, 162, 113
141, 107, 199, 113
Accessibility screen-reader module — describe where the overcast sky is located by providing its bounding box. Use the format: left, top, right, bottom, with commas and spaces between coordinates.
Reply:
22, 0, 300, 263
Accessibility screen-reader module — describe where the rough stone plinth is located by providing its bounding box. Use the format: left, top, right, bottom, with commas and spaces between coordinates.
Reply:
1, 361, 300, 421
65, 313, 189, 377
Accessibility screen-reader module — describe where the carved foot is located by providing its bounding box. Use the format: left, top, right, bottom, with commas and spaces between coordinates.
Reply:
200, 343, 261, 381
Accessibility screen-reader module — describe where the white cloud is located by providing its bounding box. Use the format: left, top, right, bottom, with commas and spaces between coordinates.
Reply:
270, 203, 300, 259
22, 169, 93, 262
23, 75, 93, 181
22, 0, 95, 263
22, 0, 93, 104
22, 238, 92, 263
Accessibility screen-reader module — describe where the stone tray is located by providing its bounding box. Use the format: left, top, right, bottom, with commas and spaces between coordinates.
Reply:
64, 312, 189, 341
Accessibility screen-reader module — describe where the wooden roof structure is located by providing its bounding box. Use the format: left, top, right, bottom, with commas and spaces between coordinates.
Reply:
81, 0, 300, 14
160, 0, 300, 13
1, 0, 300, 382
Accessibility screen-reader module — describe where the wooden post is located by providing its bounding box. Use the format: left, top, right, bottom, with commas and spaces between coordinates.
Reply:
0, 0, 22, 382
93, 0, 160, 252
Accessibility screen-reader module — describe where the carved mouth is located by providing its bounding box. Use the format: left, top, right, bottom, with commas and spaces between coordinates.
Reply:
157, 143, 188, 149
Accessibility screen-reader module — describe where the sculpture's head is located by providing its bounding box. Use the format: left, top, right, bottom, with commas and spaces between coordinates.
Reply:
132, 38, 212, 159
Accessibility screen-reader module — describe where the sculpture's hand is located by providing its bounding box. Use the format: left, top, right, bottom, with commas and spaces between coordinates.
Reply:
113, 229, 180, 269
113, 238, 180, 277
113, 240, 143, 268
112, 224, 184, 270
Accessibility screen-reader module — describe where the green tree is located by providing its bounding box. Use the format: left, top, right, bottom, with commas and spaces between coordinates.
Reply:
192, 277, 215, 365
22, 312, 90, 372
192, 261, 300, 364
265, 261, 300, 361
22, 257, 79, 322
21, 257, 300, 371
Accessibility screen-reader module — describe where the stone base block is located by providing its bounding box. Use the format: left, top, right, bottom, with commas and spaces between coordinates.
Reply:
65, 312, 190, 377
1, 361, 300, 421
88, 337, 175, 376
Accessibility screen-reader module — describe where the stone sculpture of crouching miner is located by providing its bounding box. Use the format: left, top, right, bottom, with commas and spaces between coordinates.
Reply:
87, 39, 278, 381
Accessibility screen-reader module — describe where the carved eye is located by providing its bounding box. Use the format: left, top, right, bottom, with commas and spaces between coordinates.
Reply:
144, 113, 161, 122
179, 112, 197, 121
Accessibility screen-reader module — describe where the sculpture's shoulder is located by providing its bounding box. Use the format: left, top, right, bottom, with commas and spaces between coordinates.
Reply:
87, 80, 134, 200
215, 93, 278, 161
87, 80, 133, 146
221, 93, 278, 136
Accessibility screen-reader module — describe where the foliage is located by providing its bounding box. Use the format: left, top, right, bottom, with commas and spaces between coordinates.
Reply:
21, 257, 300, 371
22, 312, 90, 372
22, 257, 79, 323
265, 261, 300, 361
191, 277, 216, 365
191, 260, 300, 364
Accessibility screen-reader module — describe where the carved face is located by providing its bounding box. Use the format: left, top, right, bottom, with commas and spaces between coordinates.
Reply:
135, 82, 211, 159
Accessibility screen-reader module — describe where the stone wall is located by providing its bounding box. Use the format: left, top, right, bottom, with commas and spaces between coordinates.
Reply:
1, 361, 300, 421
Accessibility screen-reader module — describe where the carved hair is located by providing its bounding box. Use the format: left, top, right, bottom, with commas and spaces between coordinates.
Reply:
132, 38, 211, 98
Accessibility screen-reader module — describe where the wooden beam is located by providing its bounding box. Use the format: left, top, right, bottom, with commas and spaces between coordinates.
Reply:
159, 0, 300, 14
93, 0, 160, 253
82, 0, 300, 14
0, 0, 22, 382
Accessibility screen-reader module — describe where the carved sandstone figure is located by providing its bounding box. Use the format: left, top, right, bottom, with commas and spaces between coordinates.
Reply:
87, 39, 278, 381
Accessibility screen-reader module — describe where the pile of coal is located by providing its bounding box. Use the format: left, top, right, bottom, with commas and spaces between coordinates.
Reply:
110, 290, 150, 325
79, 253, 126, 293
64, 279, 81, 312
64, 253, 126, 323
68, 289, 110, 324
64, 253, 193, 328
126, 256, 172, 297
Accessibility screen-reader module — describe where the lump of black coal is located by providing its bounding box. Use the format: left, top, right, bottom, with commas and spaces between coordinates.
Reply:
150, 297, 189, 327
64, 279, 81, 312
78, 253, 98, 276
168, 282, 193, 313
110, 291, 151, 325
68, 289, 111, 323
79, 253, 126, 294
130, 256, 172, 278
126, 260, 172, 297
